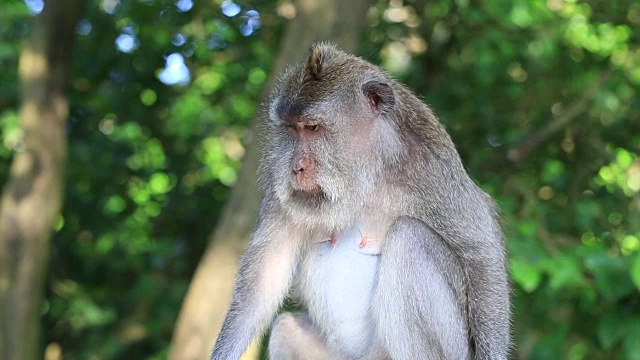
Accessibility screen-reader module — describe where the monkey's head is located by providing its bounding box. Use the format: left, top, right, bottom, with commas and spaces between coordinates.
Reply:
262, 43, 402, 227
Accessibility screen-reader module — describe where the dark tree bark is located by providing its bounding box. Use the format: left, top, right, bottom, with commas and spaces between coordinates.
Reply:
169, 0, 372, 359
0, 1, 84, 359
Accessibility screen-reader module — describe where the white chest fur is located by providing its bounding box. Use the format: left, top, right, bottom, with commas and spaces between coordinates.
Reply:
297, 225, 382, 358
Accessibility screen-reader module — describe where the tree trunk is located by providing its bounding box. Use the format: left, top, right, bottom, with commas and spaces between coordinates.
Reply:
0, 1, 83, 359
169, 0, 372, 359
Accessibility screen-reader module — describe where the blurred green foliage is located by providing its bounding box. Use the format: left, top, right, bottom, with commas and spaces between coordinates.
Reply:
1, 0, 639, 359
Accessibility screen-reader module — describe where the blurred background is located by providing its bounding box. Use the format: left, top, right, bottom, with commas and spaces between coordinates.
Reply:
0, 0, 639, 359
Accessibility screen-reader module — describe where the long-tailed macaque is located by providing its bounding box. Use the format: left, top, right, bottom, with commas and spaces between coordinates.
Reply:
210, 43, 510, 360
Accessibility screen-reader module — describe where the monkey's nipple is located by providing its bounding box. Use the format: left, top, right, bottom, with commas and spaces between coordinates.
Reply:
359, 234, 368, 248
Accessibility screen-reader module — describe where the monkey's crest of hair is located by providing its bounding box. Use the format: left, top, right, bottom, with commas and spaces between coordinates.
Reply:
305, 44, 323, 80
273, 42, 392, 111
305, 42, 338, 81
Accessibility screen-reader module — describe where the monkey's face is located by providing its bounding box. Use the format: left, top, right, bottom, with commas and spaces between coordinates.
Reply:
260, 46, 402, 226
265, 99, 355, 204
264, 90, 399, 227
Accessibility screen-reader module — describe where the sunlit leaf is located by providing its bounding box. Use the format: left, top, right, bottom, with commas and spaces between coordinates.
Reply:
510, 258, 541, 292
140, 88, 157, 106
149, 172, 171, 194
631, 255, 640, 290
104, 195, 126, 214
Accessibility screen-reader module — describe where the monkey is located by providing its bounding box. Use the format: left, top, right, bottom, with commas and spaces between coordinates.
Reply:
210, 43, 511, 360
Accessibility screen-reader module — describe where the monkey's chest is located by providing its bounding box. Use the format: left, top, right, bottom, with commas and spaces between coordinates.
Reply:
297, 227, 381, 358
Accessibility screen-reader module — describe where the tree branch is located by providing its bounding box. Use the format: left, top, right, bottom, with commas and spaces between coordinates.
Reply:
0, 1, 84, 359
507, 69, 612, 162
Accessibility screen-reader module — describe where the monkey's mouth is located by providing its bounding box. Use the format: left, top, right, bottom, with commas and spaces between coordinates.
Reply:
290, 173, 323, 197
291, 186, 325, 200
292, 186, 322, 196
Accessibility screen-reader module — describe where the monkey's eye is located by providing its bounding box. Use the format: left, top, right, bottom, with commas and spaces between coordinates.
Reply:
305, 124, 319, 132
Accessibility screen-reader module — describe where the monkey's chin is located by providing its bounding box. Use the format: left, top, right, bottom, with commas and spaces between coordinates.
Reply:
281, 186, 359, 229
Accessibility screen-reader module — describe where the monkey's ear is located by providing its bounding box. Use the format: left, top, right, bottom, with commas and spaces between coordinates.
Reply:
362, 80, 395, 115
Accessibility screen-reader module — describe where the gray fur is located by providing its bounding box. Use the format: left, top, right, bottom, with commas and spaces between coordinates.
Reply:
211, 43, 510, 360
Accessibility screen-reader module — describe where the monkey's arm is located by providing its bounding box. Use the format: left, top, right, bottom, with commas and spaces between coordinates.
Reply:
210, 211, 301, 360
374, 217, 470, 360
463, 225, 511, 360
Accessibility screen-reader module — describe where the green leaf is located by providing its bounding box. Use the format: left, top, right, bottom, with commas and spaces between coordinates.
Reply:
140, 88, 157, 106
631, 255, 640, 290
510, 258, 541, 292
104, 195, 126, 214
598, 311, 624, 349
585, 255, 635, 301
567, 341, 588, 360
0, 42, 17, 59
149, 172, 171, 194
547, 254, 586, 291
541, 159, 565, 183
248, 67, 267, 85
616, 148, 633, 168
623, 320, 640, 360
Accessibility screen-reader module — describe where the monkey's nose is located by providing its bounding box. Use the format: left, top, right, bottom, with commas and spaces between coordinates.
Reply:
293, 165, 304, 174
